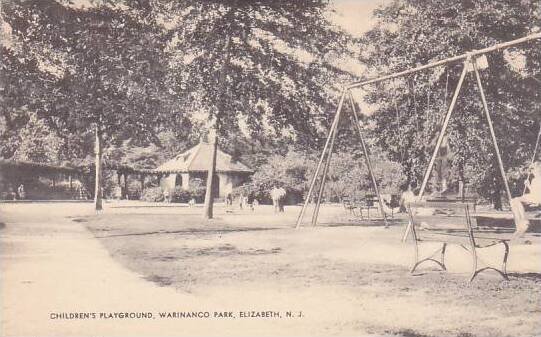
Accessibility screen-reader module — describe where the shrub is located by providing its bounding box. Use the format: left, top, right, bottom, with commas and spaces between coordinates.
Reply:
141, 186, 164, 202
169, 185, 207, 203
171, 186, 191, 203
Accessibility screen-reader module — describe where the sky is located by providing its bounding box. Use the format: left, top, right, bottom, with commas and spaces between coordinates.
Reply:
331, 0, 387, 37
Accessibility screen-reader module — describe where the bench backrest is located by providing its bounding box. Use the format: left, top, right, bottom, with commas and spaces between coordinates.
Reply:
406, 201, 477, 241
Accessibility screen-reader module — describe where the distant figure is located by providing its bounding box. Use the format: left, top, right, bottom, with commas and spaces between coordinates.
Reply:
400, 185, 416, 212
271, 186, 287, 213
188, 197, 196, 207
76, 182, 89, 200
511, 161, 541, 236
278, 187, 286, 212
163, 189, 170, 203
226, 193, 233, 206
8, 186, 16, 200
17, 184, 25, 200
247, 191, 255, 211
114, 185, 122, 200
238, 192, 245, 210
432, 135, 453, 193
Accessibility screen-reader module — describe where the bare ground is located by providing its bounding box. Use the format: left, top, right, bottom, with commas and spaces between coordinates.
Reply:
79, 203, 541, 337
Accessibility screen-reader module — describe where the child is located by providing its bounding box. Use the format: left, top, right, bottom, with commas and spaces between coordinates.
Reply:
511, 161, 541, 236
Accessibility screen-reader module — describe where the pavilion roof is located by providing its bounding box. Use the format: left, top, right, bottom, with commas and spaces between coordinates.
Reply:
155, 142, 252, 174
0, 159, 81, 174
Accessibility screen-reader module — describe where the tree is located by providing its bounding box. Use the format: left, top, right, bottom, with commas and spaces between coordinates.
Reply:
248, 148, 405, 203
12, 111, 63, 163
358, 0, 541, 207
156, 0, 355, 218
1, 1, 183, 210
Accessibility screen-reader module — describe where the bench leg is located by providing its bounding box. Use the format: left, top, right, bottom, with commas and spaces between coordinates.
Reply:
411, 242, 447, 274
465, 241, 509, 282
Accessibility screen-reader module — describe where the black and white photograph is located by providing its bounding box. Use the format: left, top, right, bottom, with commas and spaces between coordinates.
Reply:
0, 0, 540, 336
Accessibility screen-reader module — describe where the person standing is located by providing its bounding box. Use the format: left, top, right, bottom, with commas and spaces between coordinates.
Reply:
511, 161, 541, 236
278, 187, 286, 212
163, 189, 170, 203
270, 187, 280, 213
247, 191, 255, 211
238, 192, 245, 210
17, 184, 25, 200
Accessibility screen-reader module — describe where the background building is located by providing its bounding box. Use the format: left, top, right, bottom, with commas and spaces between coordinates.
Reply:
155, 142, 253, 198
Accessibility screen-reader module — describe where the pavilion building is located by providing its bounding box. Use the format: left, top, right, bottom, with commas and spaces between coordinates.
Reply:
155, 142, 252, 198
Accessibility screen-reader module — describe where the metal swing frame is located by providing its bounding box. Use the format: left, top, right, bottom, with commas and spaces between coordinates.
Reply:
296, 32, 541, 230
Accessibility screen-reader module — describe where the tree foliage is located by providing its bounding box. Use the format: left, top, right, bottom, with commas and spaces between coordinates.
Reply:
159, 0, 354, 145
358, 0, 541, 206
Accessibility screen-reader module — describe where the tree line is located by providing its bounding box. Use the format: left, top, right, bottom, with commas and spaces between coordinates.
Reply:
1, 0, 539, 212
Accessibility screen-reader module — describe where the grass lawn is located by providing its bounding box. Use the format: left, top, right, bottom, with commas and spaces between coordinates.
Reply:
75, 203, 541, 337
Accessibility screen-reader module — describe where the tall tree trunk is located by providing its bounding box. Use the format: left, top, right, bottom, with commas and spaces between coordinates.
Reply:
203, 129, 218, 219
202, 28, 232, 219
94, 127, 103, 211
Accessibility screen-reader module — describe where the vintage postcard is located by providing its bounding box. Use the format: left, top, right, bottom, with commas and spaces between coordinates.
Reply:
1, 0, 540, 336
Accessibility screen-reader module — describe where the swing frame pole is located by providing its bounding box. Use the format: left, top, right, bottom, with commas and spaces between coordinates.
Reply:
347, 33, 541, 90
418, 58, 470, 200
311, 92, 346, 227
401, 58, 470, 242
472, 57, 513, 204
296, 90, 346, 229
311, 104, 341, 227
348, 91, 389, 227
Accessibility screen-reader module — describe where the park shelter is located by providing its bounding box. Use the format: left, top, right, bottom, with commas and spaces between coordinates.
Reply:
155, 141, 253, 198
0, 159, 83, 200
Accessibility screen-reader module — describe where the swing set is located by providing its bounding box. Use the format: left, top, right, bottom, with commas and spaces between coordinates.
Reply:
296, 32, 541, 230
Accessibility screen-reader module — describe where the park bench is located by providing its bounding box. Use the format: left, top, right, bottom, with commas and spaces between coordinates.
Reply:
406, 200, 510, 282
427, 196, 478, 212
341, 197, 358, 217
357, 195, 380, 219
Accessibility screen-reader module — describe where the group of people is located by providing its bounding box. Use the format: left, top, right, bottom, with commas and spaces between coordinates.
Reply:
228, 191, 257, 211
223, 186, 287, 213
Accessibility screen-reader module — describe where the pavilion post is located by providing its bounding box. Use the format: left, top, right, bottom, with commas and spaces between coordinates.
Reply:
402, 59, 469, 242
94, 126, 103, 211
123, 173, 129, 200
471, 57, 513, 205
140, 175, 145, 195
348, 91, 388, 227
68, 175, 73, 191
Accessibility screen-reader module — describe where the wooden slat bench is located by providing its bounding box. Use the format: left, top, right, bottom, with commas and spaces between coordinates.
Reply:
406, 201, 510, 282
